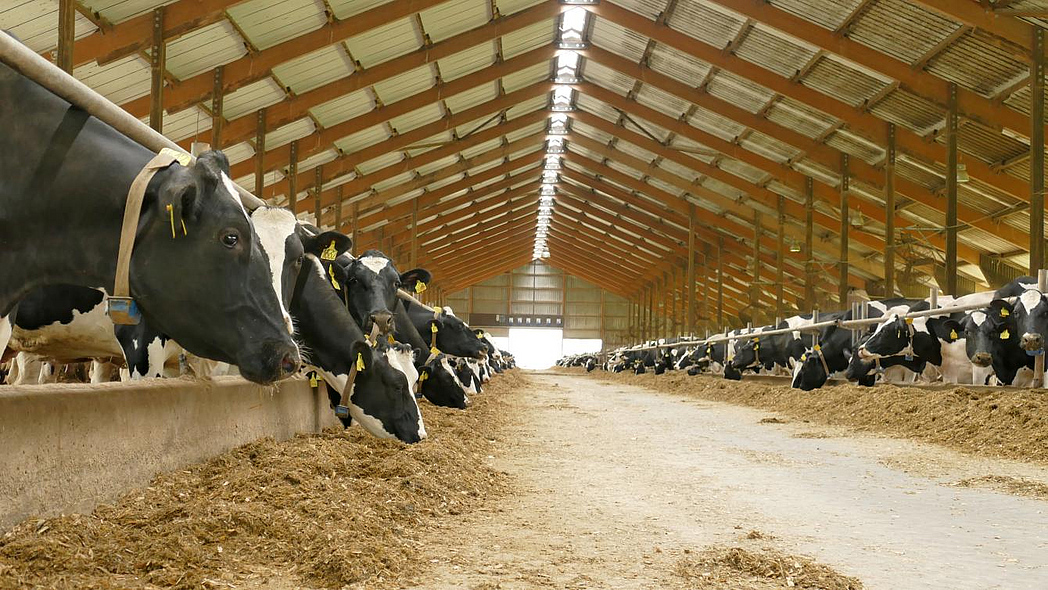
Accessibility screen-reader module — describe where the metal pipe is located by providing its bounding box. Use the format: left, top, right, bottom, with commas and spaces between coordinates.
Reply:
1036, 269, 1047, 388
0, 31, 265, 210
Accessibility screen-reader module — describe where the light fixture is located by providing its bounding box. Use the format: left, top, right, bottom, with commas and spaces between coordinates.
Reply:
957, 162, 969, 183
789, 240, 801, 253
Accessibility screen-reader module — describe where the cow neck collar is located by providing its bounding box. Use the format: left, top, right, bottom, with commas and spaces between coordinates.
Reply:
812, 345, 831, 378
108, 149, 184, 324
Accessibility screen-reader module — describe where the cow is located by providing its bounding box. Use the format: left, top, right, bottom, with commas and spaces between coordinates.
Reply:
731, 317, 817, 375
400, 300, 488, 360
332, 250, 431, 336
946, 300, 1033, 386
417, 353, 473, 409
0, 60, 298, 384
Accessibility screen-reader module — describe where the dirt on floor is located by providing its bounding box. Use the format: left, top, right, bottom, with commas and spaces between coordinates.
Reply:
674, 546, 864, 590
572, 369, 1048, 465
0, 371, 527, 590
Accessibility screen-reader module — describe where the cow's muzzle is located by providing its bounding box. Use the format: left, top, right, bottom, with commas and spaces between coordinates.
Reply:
369, 311, 394, 334
1020, 333, 1043, 352
971, 351, 992, 367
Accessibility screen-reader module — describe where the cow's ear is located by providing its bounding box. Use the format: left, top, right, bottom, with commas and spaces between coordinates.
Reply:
155, 172, 200, 231
350, 341, 373, 372
988, 299, 1013, 320
400, 268, 433, 291
935, 319, 963, 342
300, 229, 353, 260
197, 150, 231, 175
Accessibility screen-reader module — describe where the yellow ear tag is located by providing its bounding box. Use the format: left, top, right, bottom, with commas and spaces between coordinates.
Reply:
308, 372, 318, 388
1001, 329, 1010, 340
431, 324, 439, 334
166, 204, 176, 238
430, 346, 440, 356
800, 354, 807, 362
905, 318, 913, 325
387, 334, 395, 345
753, 344, 759, 350
814, 344, 821, 352
950, 329, 958, 340
321, 240, 338, 261
1000, 308, 1010, 317
433, 306, 443, 314
356, 352, 365, 372
328, 265, 341, 290
418, 371, 428, 383
415, 280, 427, 294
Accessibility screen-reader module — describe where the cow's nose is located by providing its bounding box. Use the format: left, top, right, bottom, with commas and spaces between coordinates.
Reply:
370, 311, 394, 332
972, 352, 992, 367
1021, 333, 1043, 351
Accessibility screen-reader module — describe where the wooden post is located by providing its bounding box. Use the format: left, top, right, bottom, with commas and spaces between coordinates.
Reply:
717, 238, 724, 327
57, 0, 74, 73
687, 204, 696, 334
776, 195, 785, 318
288, 140, 298, 215
600, 288, 607, 355
702, 245, 711, 332
334, 186, 343, 233
804, 177, 815, 309
148, 7, 165, 132
752, 212, 761, 323
885, 123, 896, 297
1032, 29, 1045, 276
410, 199, 419, 269
351, 201, 360, 252
671, 266, 679, 336
211, 66, 224, 147
945, 82, 959, 296
839, 154, 850, 306
313, 166, 323, 227
254, 109, 266, 200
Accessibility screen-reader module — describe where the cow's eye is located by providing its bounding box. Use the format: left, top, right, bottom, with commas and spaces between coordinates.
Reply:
220, 230, 240, 248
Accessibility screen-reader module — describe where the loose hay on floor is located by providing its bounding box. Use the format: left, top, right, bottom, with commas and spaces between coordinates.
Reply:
583, 370, 1048, 465
675, 547, 863, 590
0, 370, 528, 590
951, 475, 1048, 500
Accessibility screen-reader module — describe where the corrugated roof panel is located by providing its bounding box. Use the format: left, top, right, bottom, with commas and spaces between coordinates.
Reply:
571, 120, 615, 145
1002, 81, 1048, 117
764, 97, 838, 139
705, 70, 775, 113
791, 158, 837, 186
265, 117, 315, 149
146, 105, 211, 143
415, 155, 459, 179
2, 0, 97, 52
868, 87, 944, 135
659, 158, 701, 182
824, 129, 884, 165
895, 155, 943, 190
582, 60, 636, 96
405, 131, 453, 157
569, 144, 602, 164
623, 113, 671, 142
372, 64, 435, 104
635, 84, 690, 119
740, 131, 802, 164
497, 0, 546, 16
667, 0, 744, 49
420, 0, 489, 43
438, 42, 496, 82
427, 173, 466, 192
767, 0, 864, 31
950, 121, 1027, 166
222, 142, 255, 166
734, 24, 819, 79
73, 54, 150, 104
460, 137, 504, 160
81, 0, 175, 24
647, 43, 712, 86
505, 120, 546, 143
358, 152, 405, 175
309, 88, 373, 128
390, 103, 444, 133
455, 114, 499, 138
801, 55, 890, 108
444, 81, 499, 114
227, 0, 326, 51
591, 16, 649, 63
648, 176, 684, 197
688, 105, 746, 142
847, 0, 958, 65
927, 30, 1028, 98
272, 45, 353, 95
466, 158, 504, 177
506, 94, 548, 119
297, 148, 339, 174
501, 19, 555, 59
335, 123, 389, 153
372, 170, 416, 192
614, 140, 657, 163
163, 20, 246, 80
502, 60, 551, 92
344, 17, 421, 68
718, 158, 768, 184
329, 0, 394, 20
222, 77, 287, 120
576, 93, 622, 123
234, 168, 283, 192
670, 135, 718, 162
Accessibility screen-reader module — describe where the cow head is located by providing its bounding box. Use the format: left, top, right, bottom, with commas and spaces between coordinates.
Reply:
335, 340, 426, 443
431, 309, 488, 359
954, 300, 1016, 367
858, 315, 914, 359
337, 250, 433, 336
791, 347, 830, 391
454, 358, 481, 394
1013, 289, 1048, 355
133, 152, 299, 384
418, 353, 472, 409
730, 337, 763, 371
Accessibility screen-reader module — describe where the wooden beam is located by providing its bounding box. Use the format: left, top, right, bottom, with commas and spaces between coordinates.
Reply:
885, 124, 896, 297
57, 0, 75, 73
776, 195, 785, 318
313, 166, 324, 227
687, 203, 696, 334
839, 153, 850, 304
211, 66, 224, 147
287, 140, 298, 215
253, 108, 265, 200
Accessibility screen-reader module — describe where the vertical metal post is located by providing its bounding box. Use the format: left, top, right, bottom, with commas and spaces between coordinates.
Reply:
884, 123, 897, 297
288, 140, 299, 215
211, 66, 224, 147
254, 109, 266, 200
717, 238, 724, 328
804, 177, 815, 309
945, 82, 959, 296
687, 204, 696, 334
930, 286, 938, 310
334, 187, 344, 234
57, 0, 74, 73
702, 245, 711, 333
351, 201, 360, 253
671, 266, 679, 336
600, 288, 607, 354
752, 212, 761, 323
410, 199, 419, 270
1036, 269, 1047, 387
839, 154, 850, 306
313, 166, 323, 227
1032, 29, 1046, 275
148, 7, 165, 132
776, 195, 785, 317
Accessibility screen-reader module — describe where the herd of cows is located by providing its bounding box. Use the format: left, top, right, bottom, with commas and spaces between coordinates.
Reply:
0, 59, 513, 445
559, 277, 1048, 391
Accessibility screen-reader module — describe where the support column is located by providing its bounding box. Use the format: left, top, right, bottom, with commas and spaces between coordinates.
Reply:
804, 177, 815, 309
776, 195, 785, 318
351, 201, 360, 252
148, 7, 165, 132
334, 187, 343, 234
254, 109, 266, 200
410, 199, 419, 269
211, 66, 224, 147
1032, 29, 1046, 275
600, 288, 607, 357
671, 266, 679, 336
717, 238, 724, 328
839, 154, 850, 305
885, 123, 896, 297
702, 245, 711, 333
57, 0, 74, 73
687, 204, 696, 334
313, 166, 323, 227
752, 213, 761, 323
288, 140, 298, 215
945, 82, 959, 296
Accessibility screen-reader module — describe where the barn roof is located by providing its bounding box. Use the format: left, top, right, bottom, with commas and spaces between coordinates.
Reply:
4, 0, 1046, 317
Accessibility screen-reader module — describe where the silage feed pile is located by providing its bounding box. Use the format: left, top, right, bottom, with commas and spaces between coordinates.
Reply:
588, 370, 1048, 465
0, 370, 527, 590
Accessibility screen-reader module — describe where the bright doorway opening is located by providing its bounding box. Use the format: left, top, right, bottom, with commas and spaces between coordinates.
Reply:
508, 328, 563, 370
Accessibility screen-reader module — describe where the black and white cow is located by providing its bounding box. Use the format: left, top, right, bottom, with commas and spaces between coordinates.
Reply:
731, 317, 817, 375
401, 300, 489, 360
417, 353, 474, 409
0, 60, 298, 384
333, 250, 431, 336
947, 300, 1033, 386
